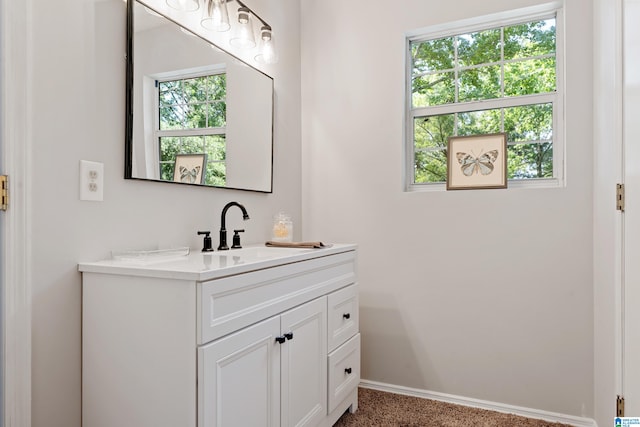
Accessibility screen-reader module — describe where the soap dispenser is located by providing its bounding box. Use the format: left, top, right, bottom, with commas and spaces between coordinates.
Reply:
272, 212, 293, 242
197, 231, 214, 252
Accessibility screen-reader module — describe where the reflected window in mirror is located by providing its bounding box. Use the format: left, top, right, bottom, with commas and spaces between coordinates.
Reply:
156, 71, 227, 186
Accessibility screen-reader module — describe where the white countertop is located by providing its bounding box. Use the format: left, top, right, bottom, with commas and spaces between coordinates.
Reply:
78, 243, 357, 282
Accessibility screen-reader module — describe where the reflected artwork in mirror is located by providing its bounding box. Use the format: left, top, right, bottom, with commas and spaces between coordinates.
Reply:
125, 0, 273, 192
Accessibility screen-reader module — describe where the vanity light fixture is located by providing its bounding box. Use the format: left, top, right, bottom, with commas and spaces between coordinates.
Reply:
167, 0, 278, 63
201, 0, 230, 32
229, 6, 256, 49
255, 25, 278, 64
166, 0, 200, 12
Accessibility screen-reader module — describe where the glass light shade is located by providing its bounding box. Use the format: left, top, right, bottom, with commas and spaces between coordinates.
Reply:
166, 0, 199, 12
201, 0, 230, 32
229, 7, 256, 49
255, 26, 278, 64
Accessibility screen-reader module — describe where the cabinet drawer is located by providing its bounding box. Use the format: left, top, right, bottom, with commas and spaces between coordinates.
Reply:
327, 333, 360, 413
327, 284, 359, 352
198, 251, 356, 344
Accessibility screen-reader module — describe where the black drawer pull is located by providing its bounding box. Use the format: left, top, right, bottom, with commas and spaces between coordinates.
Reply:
275, 336, 286, 344
343, 313, 351, 320
284, 332, 294, 341
345, 368, 352, 375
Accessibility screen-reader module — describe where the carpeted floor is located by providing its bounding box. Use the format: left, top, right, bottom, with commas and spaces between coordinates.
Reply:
333, 388, 575, 427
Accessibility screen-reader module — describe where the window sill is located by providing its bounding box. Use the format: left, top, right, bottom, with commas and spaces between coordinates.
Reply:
406, 178, 562, 193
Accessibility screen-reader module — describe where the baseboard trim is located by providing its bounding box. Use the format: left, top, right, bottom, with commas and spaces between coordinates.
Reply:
359, 380, 598, 427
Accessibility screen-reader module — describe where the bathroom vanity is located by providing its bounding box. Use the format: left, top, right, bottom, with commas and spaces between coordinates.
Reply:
79, 244, 359, 427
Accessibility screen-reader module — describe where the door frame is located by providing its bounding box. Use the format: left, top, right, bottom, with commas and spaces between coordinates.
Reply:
593, 0, 625, 425
1, 0, 32, 425
621, 0, 640, 415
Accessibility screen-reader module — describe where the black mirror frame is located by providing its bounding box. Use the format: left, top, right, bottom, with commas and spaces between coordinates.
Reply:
123, 0, 274, 193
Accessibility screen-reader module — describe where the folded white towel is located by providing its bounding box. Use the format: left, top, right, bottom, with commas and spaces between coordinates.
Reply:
265, 241, 331, 249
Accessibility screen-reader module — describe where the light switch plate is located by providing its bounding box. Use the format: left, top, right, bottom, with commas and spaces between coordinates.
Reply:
80, 160, 104, 201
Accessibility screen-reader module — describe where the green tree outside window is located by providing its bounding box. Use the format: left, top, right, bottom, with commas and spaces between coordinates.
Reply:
157, 73, 227, 186
410, 17, 557, 184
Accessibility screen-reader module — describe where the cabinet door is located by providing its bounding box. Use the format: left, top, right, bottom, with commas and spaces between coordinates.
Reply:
280, 297, 327, 427
198, 317, 281, 427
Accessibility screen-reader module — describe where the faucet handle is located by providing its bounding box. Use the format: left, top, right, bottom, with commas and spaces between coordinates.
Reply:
231, 229, 245, 249
197, 231, 214, 252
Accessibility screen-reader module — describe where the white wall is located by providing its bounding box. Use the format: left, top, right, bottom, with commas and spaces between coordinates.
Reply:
301, 0, 594, 417
27, 0, 301, 425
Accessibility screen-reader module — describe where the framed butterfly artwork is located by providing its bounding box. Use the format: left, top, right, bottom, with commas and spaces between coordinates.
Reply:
446, 133, 508, 190
173, 154, 207, 185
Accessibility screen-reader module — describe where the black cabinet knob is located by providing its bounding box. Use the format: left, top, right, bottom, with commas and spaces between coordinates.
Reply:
275, 336, 286, 344
284, 332, 294, 340
343, 313, 351, 320
345, 368, 352, 374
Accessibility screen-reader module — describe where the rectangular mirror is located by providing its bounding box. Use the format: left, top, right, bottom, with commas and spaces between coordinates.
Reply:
126, 0, 273, 192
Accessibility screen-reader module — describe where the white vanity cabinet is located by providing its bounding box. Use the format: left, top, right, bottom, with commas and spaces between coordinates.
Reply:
80, 245, 359, 427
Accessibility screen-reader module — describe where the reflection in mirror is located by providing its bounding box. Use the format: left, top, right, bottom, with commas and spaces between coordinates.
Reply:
126, 0, 273, 192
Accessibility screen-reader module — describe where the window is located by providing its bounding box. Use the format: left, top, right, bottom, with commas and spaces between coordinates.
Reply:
406, 7, 563, 190
156, 72, 227, 186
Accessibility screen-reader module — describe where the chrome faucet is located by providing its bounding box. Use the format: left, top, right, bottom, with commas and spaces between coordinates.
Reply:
218, 202, 250, 250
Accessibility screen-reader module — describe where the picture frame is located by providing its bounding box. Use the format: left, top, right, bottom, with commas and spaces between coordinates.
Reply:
173, 154, 207, 185
446, 133, 508, 190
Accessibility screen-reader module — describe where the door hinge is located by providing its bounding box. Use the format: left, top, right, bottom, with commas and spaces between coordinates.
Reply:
0, 175, 7, 211
617, 395, 625, 417
617, 183, 625, 212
